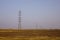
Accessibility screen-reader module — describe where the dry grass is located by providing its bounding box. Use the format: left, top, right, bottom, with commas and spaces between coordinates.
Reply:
0, 29, 60, 40
0, 36, 60, 40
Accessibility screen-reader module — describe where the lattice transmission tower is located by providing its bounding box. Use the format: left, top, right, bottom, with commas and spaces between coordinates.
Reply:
18, 10, 21, 31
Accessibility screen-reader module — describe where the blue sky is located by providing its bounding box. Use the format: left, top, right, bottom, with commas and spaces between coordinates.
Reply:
0, 0, 60, 29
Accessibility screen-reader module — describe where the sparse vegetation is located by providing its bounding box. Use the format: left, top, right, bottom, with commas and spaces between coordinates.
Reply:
0, 36, 60, 40
0, 29, 60, 40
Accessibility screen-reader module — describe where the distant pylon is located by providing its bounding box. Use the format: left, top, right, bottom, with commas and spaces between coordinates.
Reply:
36, 24, 38, 29
18, 10, 21, 31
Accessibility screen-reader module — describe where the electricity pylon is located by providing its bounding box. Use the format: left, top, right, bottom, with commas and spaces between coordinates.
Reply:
18, 10, 21, 31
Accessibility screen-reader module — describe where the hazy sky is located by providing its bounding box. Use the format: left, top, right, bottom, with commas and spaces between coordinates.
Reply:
0, 0, 60, 29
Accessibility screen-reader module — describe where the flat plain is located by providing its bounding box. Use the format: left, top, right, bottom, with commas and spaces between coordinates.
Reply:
0, 29, 60, 40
